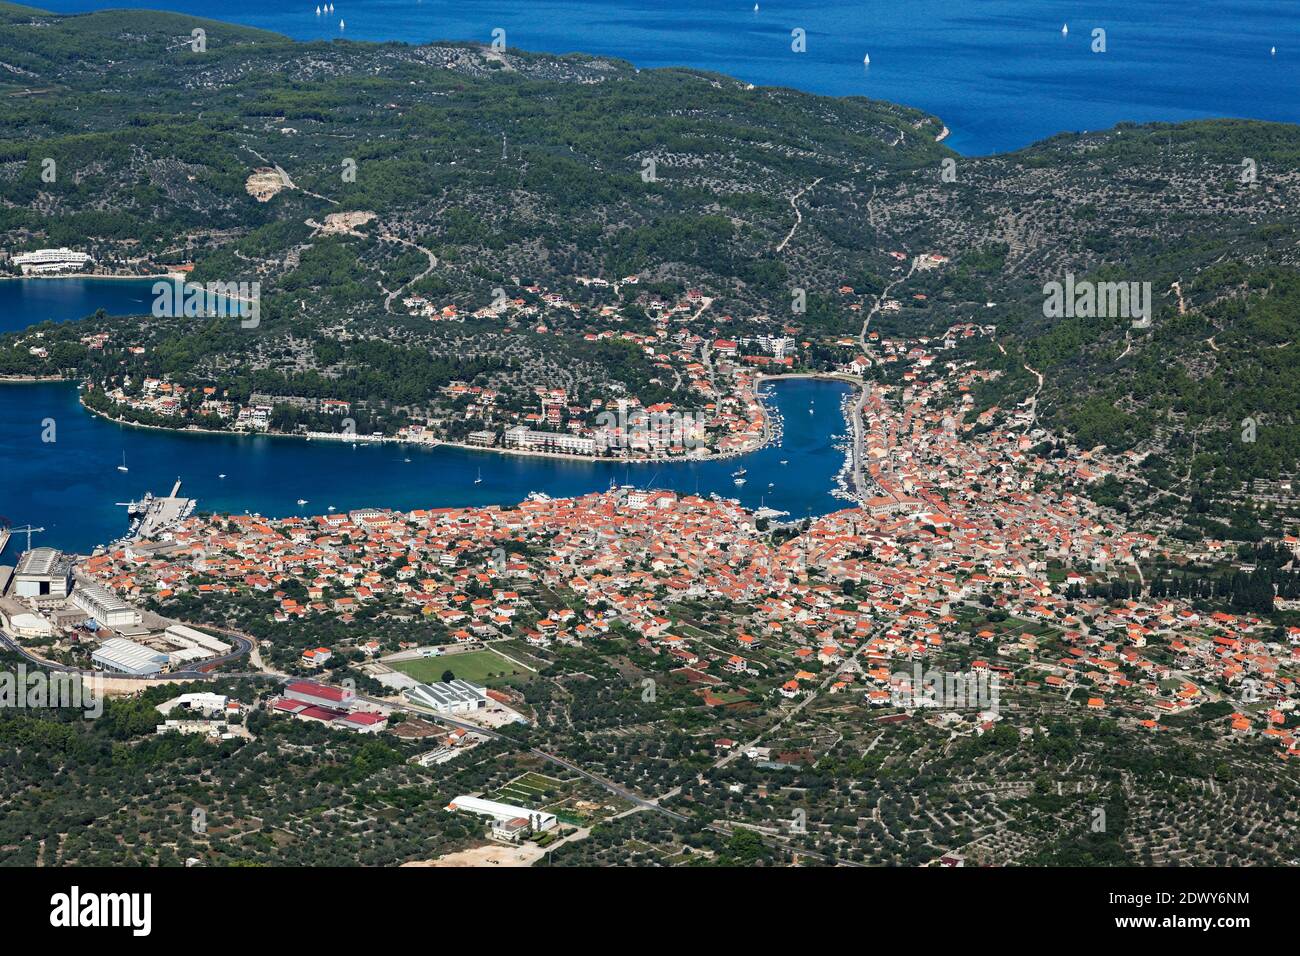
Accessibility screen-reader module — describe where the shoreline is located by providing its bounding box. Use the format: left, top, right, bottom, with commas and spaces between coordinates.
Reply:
62, 371, 862, 466
0, 272, 184, 282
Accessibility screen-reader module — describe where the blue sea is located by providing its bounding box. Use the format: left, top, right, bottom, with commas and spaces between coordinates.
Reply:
33, 0, 1300, 154
0, 277, 161, 333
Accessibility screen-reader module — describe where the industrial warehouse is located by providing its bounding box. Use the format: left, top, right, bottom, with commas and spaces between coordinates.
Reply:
403, 678, 489, 714
446, 796, 558, 842
1, 544, 231, 678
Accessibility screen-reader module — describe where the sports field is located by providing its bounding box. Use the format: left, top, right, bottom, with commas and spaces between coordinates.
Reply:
391, 648, 528, 686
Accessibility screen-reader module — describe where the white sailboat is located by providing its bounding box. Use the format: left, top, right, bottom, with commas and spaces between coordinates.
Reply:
474, 468, 483, 485
863, 53, 870, 66
1061, 23, 1068, 36
315, 5, 320, 15
753, 3, 758, 10
117, 452, 129, 473
339, 19, 345, 30
1271, 46, 1277, 56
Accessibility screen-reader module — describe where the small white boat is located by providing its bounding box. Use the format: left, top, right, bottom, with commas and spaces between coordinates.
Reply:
733, 477, 747, 486
117, 452, 129, 473
297, 498, 309, 506
1061, 23, 1068, 36
404, 457, 412, 463
315, 5, 320, 14
218, 473, 226, 479
474, 468, 483, 485
753, 3, 758, 10
780, 459, 788, 465
863, 53, 870, 65
339, 19, 345, 29
1271, 46, 1277, 56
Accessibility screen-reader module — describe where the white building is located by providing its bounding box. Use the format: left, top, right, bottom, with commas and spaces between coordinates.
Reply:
8, 611, 53, 638
92, 637, 167, 676
503, 425, 595, 456
162, 624, 231, 656
404, 679, 487, 714
13, 548, 73, 599
445, 795, 557, 840
11, 247, 94, 275
72, 582, 141, 628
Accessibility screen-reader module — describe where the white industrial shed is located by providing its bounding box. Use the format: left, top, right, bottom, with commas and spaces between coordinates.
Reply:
92, 638, 167, 676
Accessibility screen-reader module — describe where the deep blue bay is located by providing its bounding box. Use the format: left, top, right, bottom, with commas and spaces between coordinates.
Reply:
0, 373, 853, 555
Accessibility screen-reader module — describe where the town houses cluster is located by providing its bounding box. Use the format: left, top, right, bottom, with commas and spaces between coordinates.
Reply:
72, 337, 1300, 757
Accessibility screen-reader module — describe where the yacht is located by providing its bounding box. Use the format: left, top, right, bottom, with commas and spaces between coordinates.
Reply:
732, 467, 747, 477
780, 459, 788, 465
1061, 23, 1068, 36
297, 499, 309, 506
733, 477, 747, 486
474, 468, 483, 485
863, 53, 870, 65
117, 452, 129, 473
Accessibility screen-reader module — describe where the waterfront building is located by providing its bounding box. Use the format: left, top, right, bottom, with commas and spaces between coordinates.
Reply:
503, 425, 596, 456
10, 247, 94, 274
13, 547, 73, 599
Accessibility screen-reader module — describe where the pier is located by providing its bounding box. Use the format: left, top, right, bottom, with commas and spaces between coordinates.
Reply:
119, 479, 196, 541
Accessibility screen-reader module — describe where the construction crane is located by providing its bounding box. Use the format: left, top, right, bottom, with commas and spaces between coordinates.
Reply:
9, 525, 44, 552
